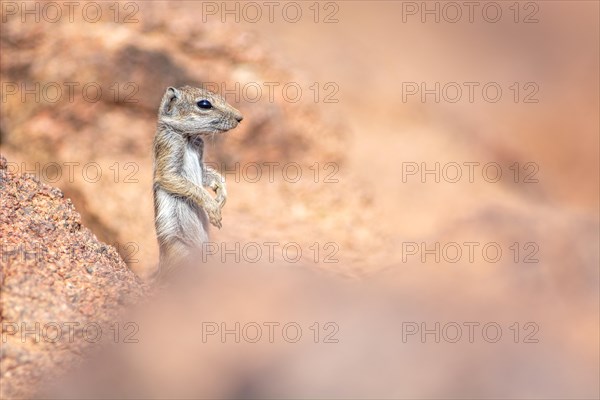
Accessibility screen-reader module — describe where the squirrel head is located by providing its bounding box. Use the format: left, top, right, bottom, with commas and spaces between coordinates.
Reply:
157, 86, 243, 135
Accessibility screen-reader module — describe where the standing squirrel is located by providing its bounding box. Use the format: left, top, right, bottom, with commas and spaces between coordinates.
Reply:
152, 86, 243, 277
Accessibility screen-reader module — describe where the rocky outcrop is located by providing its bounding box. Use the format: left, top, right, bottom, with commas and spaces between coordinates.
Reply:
0, 156, 145, 399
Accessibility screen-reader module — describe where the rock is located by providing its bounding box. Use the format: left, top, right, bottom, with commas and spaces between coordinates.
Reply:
0, 156, 146, 399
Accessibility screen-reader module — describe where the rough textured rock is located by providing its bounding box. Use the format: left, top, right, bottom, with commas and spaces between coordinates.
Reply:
0, 156, 146, 399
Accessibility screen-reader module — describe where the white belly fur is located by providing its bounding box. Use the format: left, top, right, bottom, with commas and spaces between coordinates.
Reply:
155, 144, 209, 248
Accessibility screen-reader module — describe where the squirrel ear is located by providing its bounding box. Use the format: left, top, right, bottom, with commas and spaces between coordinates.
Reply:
161, 87, 181, 115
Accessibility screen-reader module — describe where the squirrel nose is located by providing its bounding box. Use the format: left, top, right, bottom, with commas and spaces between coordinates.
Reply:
236, 115, 243, 123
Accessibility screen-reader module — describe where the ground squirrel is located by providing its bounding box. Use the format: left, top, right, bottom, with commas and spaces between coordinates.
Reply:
153, 85, 243, 277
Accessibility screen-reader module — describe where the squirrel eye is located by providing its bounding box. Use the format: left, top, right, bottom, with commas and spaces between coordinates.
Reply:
197, 100, 212, 109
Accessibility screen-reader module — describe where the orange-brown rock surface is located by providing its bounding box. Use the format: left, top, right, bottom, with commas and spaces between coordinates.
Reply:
0, 156, 145, 399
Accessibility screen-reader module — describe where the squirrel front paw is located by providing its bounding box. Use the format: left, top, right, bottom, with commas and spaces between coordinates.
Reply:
205, 200, 223, 229
211, 180, 227, 209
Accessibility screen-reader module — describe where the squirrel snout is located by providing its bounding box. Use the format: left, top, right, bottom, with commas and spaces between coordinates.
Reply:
235, 114, 243, 123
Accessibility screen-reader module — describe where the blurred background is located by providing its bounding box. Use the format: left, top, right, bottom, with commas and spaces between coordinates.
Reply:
0, 1, 598, 398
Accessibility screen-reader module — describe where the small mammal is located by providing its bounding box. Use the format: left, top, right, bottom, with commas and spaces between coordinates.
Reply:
152, 85, 243, 277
